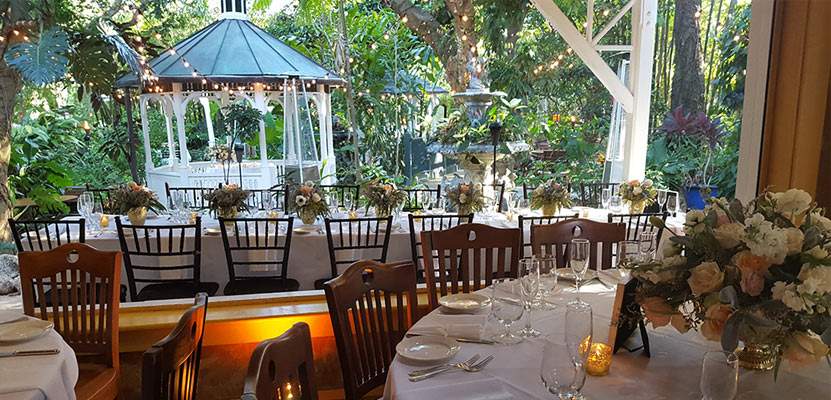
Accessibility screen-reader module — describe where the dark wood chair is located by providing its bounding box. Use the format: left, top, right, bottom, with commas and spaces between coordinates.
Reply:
19, 243, 121, 400
246, 188, 287, 211
530, 218, 626, 270
579, 182, 618, 208
141, 293, 208, 400
315, 216, 393, 289
407, 213, 473, 283
219, 217, 298, 295
85, 185, 117, 214
10, 218, 85, 252
165, 182, 214, 210
420, 223, 521, 310
402, 185, 441, 211
522, 184, 535, 200
317, 184, 360, 208
517, 214, 578, 258
242, 322, 317, 400
115, 216, 219, 301
324, 260, 418, 400
608, 212, 668, 243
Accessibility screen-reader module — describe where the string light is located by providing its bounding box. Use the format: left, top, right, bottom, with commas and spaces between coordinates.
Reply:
401, 16, 408, 23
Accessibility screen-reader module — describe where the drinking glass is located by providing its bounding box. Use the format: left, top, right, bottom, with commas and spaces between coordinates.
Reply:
667, 192, 678, 216
638, 231, 657, 262
540, 302, 592, 399
657, 190, 668, 211
262, 193, 275, 212
617, 240, 639, 280
419, 191, 431, 212
601, 188, 611, 209
329, 196, 340, 217
490, 278, 524, 344
90, 201, 103, 234
518, 259, 541, 337
537, 256, 558, 309
700, 351, 739, 400
342, 195, 353, 212
609, 195, 623, 213
569, 239, 590, 302
78, 192, 94, 227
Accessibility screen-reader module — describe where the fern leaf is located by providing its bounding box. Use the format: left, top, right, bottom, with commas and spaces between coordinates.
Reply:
4, 27, 70, 86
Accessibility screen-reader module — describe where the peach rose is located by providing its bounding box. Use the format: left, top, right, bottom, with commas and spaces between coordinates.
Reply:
735, 251, 771, 297
700, 303, 733, 341
687, 262, 725, 296
783, 332, 829, 366
640, 297, 674, 328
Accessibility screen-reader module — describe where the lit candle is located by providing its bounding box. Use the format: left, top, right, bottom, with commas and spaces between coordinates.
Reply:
189, 211, 199, 224
586, 342, 613, 376
99, 214, 109, 228
348, 210, 358, 219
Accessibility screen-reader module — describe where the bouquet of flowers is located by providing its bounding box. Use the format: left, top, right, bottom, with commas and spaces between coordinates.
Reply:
530, 179, 572, 216
633, 189, 831, 371
112, 182, 165, 225
204, 184, 249, 218
446, 182, 484, 215
289, 181, 329, 224
362, 180, 407, 217
618, 179, 656, 213
208, 144, 234, 183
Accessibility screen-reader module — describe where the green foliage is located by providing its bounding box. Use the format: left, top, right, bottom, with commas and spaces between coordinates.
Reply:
222, 102, 264, 144
5, 27, 71, 86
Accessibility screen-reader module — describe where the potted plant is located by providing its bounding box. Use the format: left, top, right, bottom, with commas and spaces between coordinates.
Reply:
658, 107, 724, 209
530, 178, 572, 216
204, 184, 250, 221
362, 179, 407, 217
446, 182, 485, 215
618, 179, 656, 214
288, 181, 329, 225
112, 182, 165, 225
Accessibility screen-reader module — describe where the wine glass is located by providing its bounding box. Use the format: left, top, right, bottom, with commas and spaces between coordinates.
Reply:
609, 195, 623, 213
638, 231, 657, 262
537, 256, 558, 310
490, 278, 524, 344
569, 239, 590, 303
518, 258, 541, 338
700, 351, 739, 400
262, 193, 275, 213
329, 196, 340, 217
78, 192, 94, 227
90, 201, 103, 235
657, 190, 668, 212
617, 240, 639, 280
666, 192, 678, 217
418, 191, 431, 213
342, 195, 353, 212
601, 188, 611, 209
541, 302, 592, 399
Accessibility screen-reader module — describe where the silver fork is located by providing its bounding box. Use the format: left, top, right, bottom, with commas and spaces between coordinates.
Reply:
408, 354, 480, 377
409, 354, 493, 382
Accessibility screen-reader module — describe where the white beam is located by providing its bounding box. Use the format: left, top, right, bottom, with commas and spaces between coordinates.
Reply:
587, 0, 594, 41
597, 45, 633, 52
621, 0, 657, 180
139, 96, 153, 171
592, 1, 634, 46
199, 97, 215, 147
161, 98, 178, 167
171, 83, 191, 167
253, 84, 272, 188
531, 0, 634, 112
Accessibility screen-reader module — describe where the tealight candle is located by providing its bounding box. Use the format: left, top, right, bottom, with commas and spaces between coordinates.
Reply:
348, 210, 358, 219
189, 211, 199, 224
99, 214, 110, 228
586, 342, 613, 376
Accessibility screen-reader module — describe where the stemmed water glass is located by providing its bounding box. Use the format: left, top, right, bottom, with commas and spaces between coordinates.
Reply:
540, 301, 592, 400
609, 195, 623, 213
90, 201, 103, 235
78, 192, 94, 228
537, 256, 558, 309
569, 239, 590, 303
638, 231, 657, 262
342, 195, 353, 213
490, 278, 524, 344
666, 192, 678, 217
329, 196, 340, 217
700, 351, 739, 400
518, 258, 541, 338
657, 190, 668, 212
601, 188, 611, 209
617, 240, 639, 280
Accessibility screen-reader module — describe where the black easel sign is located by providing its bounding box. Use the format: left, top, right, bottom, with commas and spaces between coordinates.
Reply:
609, 278, 651, 357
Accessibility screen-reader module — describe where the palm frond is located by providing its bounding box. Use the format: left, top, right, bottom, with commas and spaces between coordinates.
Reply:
3, 26, 70, 86
97, 20, 143, 78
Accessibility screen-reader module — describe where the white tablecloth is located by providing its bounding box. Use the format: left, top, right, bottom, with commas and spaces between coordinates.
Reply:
65, 208, 683, 296
0, 321, 78, 400
384, 278, 831, 399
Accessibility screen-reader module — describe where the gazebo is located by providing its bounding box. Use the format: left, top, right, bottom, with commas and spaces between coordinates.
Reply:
116, 0, 344, 201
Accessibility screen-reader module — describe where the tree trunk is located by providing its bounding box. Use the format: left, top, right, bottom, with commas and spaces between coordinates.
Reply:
337, 0, 361, 180
671, 0, 706, 114
0, 62, 21, 241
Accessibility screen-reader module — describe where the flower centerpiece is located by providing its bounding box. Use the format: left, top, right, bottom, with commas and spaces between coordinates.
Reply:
362, 180, 407, 217
207, 144, 234, 183
618, 179, 656, 213
112, 182, 165, 225
204, 184, 249, 219
530, 179, 572, 216
633, 189, 831, 371
289, 181, 329, 225
446, 182, 485, 215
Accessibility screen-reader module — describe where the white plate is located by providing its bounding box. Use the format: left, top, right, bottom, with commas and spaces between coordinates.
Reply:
395, 335, 460, 365
0, 318, 53, 343
555, 268, 597, 282
204, 228, 221, 236
293, 225, 319, 234
438, 293, 491, 314
0, 311, 25, 325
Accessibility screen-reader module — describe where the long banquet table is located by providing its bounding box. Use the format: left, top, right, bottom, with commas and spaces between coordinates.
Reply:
69, 208, 684, 297
384, 276, 831, 399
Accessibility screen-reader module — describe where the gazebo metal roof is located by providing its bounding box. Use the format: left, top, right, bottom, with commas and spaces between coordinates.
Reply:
116, 16, 344, 88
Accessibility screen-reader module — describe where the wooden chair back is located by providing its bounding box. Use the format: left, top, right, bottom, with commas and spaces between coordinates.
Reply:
420, 223, 521, 310
317, 184, 359, 208
165, 182, 214, 210
242, 322, 317, 400
324, 216, 393, 280
219, 217, 294, 282
115, 216, 203, 301
10, 218, 85, 252
19, 243, 121, 368
522, 184, 535, 200
324, 261, 417, 400
407, 213, 473, 281
517, 214, 578, 258
530, 218, 626, 270
607, 212, 668, 243
579, 182, 618, 208
84, 185, 117, 214
402, 185, 441, 211
141, 293, 209, 400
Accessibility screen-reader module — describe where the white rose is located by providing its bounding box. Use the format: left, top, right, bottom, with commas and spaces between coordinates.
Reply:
295, 195, 308, 207
459, 193, 468, 203
772, 282, 809, 312
798, 266, 831, 295
784, 228, 805, 255
714, 222, 744, 249
807, 245, 829, 260
811, 212, 831, 232
312, 193, 322, 203
744, 214, 788, 264
772, 189, 812, 216
633, 187, 643, 195
687, 262, 724, 296
642, 179, 653, 188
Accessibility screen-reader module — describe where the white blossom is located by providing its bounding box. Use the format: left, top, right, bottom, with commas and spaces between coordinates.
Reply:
772, 189, 812, 216
714, 222, 744, 248
744, 213, 788, 264
295, 195, 308, 207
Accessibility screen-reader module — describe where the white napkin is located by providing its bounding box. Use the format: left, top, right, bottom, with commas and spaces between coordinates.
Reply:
396, 377, 537, 400
408, 323, 485, 341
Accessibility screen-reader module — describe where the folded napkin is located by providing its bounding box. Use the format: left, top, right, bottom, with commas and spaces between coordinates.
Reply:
408, 323, 484, 341
396, 377, 537, 400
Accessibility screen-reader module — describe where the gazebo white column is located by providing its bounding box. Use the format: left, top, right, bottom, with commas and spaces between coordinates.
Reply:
161, 99, 178, 166
253, 84, 272, 187
200, 97, 216, 147
171, 83, 191, 167
139, 96, 153, 172
317, 85, 336, 184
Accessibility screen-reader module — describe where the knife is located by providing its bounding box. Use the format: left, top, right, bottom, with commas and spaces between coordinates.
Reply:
0, 349, 60, 358
405, 332, 495, 345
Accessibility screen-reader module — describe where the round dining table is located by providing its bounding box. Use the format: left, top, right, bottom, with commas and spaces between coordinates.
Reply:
0, 319, 78, 400
384, 274, 831, 400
